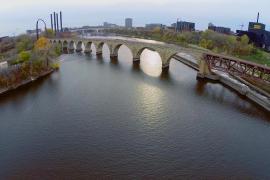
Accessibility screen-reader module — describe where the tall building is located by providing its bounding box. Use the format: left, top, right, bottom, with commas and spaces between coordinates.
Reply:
125, 18, 133, 28
176, 21, 195, 32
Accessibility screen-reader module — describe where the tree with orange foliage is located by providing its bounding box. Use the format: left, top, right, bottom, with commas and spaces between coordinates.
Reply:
34, 37, 52, 67
34, 37, 51, 52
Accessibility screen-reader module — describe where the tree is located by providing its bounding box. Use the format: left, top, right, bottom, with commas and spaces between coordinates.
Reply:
19, 51, 31, 62
15, 35, 34, 53
34, 37, 51, 67
35, 37, 51, 51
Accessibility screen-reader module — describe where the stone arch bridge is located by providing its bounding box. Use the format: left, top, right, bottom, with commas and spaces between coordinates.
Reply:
49, 38, 270, 82
50, 38, 183, 71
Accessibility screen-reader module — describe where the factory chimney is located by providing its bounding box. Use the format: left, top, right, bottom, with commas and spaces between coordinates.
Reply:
60, 11, 63, 32
50, 14, 54, 32
257, 12, 260, 23
53, 12, 57, 34
56, 13, 59, 32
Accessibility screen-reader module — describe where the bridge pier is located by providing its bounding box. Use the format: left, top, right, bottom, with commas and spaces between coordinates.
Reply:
96, 51, 102, 56
110, 54, 118, 61
68, 48, 75, 54
133, 57, 140, 62
196, 59, 219, 81
76, 48, 83, 53
162, 64, 170, 73
84, 49, 92, 54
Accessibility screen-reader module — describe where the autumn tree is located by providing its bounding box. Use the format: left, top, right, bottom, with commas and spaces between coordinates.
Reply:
34, 37, 51, 66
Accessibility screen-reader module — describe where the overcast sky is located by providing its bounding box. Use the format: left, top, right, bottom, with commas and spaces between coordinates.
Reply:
0, 0, 269, 36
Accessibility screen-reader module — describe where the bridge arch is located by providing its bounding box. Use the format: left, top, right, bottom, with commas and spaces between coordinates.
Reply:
112, 44, 124, 55
58, 40, 62, 46
130, 46, 160, 63
68, 41, 75, 50
160, 52, 179, 70
85, 41, 93, 53
95, 42, 112, 56
135, 47, 157, 58
63, 40, 68, 51
97, 42, 105, 52
76, 41, 84, 52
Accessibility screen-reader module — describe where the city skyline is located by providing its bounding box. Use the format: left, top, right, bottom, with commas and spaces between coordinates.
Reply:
0, 0, 270, 36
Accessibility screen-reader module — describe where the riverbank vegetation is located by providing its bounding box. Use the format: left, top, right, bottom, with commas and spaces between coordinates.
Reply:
0, 36, 61, 90
105, 28, 270, 66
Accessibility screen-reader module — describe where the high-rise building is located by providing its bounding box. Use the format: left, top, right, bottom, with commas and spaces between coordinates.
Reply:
125, 18, 133, 28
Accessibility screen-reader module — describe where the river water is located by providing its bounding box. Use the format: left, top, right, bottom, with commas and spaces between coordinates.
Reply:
0, 45, 270, 179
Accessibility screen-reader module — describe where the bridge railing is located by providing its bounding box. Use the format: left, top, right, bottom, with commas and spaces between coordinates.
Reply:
203, 53, 270, 82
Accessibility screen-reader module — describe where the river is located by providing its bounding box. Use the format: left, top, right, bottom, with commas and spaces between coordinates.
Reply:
0, 45, 270, 179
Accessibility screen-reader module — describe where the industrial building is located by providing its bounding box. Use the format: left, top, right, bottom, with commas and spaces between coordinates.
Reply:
103, 22, 119, 28
236, 13, 270, 51
176, 21, 195, 32
49, 11, 64, 36
208, 23, 231, 34
27, 29, 41, 35
145, 23, 166, 30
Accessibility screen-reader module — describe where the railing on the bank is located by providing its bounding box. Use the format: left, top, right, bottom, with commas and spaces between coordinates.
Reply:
203, 53, 270, 83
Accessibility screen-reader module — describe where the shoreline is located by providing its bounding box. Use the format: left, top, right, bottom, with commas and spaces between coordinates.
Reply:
0, 69, 55, 95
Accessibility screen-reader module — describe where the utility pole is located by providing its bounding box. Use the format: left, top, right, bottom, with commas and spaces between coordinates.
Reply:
175, 18, 179, 32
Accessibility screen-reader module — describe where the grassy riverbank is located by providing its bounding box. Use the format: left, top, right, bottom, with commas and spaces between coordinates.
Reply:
0, 36, 61, 90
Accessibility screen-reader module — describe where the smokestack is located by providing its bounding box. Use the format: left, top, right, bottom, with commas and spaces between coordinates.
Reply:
50, 14, 54, 31
60, 11, 63, 32
257, 12, 260, 23
53, 12, 57, 34
56, 13, 59, 32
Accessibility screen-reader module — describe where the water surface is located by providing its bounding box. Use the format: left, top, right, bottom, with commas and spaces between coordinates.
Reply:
0, 46, 270, 179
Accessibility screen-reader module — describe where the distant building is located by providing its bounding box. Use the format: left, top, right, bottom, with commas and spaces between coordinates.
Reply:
208, 23, 231, 34
236, 13, 270, 51
176, 21, 195, 32
103, 22, 119, 28
26, 29, 41, 35
0, 36, 9, 43
145, 23, 165, 30
125, 18, 133, 28
59, 31, 77, 38
0, 36, 15, 53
